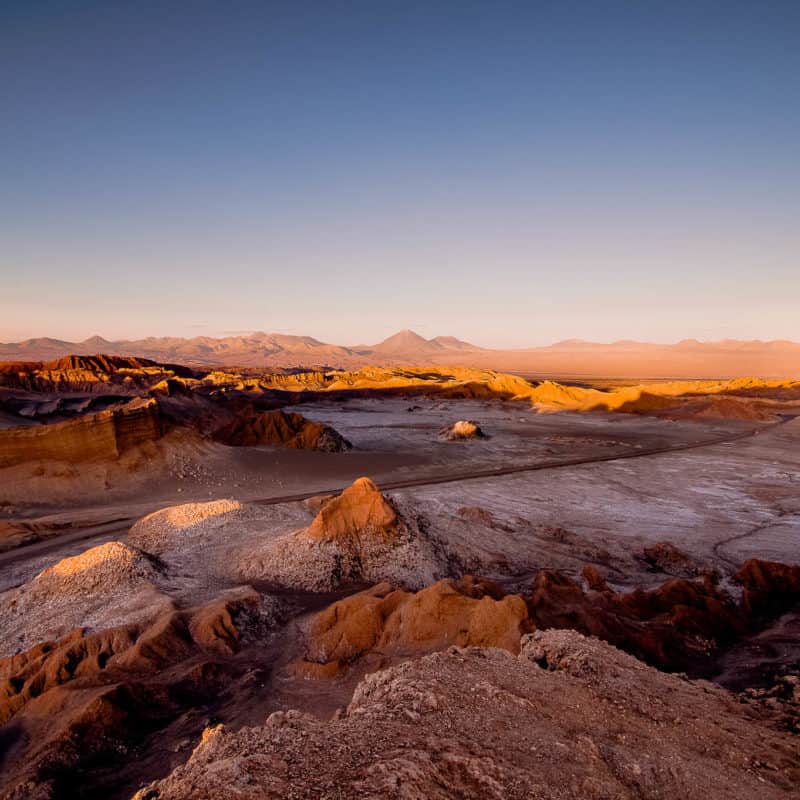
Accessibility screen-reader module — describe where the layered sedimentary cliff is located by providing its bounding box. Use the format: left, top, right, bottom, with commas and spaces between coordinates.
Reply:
0, 399, 166, 467
0, 355, 193, 393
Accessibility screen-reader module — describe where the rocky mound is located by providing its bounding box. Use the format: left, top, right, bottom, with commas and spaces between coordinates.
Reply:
641, 540, 705, 576
0, 588, 280, 799
214, 408, 351, 451
129, 498, 245, 556
0, 542, 169, 657
134, 630, 800, 800
240, 478, 443, 591
739, 674, 800, 732
296, 578, 530, 677
30, 540, 158, 593
439, 419, 487, 440
149, 376, 195, 396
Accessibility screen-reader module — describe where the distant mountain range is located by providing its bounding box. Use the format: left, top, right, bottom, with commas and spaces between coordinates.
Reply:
1, 330, 799, 378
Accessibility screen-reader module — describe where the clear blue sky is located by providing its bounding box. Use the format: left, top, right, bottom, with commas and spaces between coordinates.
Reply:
2, 1, 798, 347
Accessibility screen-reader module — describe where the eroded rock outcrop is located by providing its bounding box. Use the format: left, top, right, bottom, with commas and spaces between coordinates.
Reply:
522, 562, 800, 675
0, 355, 191, 393
305, 477, 399, 542
239, 478, 443, 591
296, 577, 529, 677
0, 587, 279, 799
526, 569, 743, 673
134, 630, 800, 800
214, 408, 351, 451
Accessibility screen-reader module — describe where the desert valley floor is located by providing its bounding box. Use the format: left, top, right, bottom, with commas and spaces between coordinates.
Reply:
0, 358, 799, 798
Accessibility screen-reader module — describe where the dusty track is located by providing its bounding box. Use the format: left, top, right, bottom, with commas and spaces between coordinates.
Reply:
712, 506, 797, 569
0, 418, 791, 571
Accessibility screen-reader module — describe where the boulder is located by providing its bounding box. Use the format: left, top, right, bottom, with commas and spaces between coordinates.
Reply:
439, 420, 487, 440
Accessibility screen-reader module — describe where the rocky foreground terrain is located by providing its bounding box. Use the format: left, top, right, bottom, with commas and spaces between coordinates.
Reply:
0, 355, 798, 798
135, 631, 800, 800
0, 476, 799, 799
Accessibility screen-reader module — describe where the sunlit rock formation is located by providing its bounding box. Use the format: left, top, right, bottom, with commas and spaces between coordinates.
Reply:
240, 477, 443, 591
439, 419, 487, 440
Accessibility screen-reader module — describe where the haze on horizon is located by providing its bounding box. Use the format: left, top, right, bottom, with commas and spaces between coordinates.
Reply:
2, 1, 798, 348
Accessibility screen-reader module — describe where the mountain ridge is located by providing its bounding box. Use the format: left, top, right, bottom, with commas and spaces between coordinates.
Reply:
1, 330, 799, 378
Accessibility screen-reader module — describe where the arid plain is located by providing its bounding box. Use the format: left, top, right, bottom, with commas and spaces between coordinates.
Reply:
0, 336, 799, 799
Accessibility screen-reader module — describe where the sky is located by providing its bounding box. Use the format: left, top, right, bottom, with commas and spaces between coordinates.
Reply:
1, 0, 798, 348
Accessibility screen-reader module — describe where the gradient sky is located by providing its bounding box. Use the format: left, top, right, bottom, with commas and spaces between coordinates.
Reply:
1, 1, 798, 347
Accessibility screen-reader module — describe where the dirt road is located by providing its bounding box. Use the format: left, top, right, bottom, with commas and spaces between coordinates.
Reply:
2, 419, 786, 572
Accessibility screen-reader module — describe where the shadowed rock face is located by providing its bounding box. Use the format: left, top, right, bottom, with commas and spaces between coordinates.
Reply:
521, 563, 800, 675
525, 570, 742, 674
134, 630, 800, 800
213, 408, 351, 451
0, 588, 279, 799
735, 559, 800, 618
